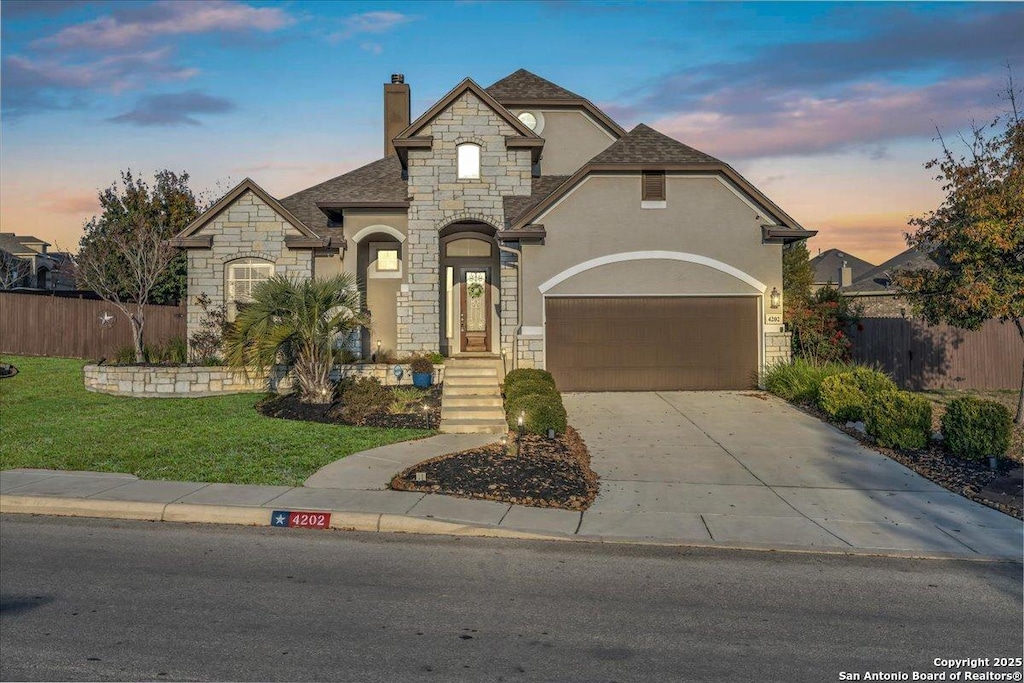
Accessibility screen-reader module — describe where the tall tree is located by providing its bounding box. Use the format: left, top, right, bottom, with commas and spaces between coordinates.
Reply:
895, 77, 1024, 424
783, 239, 814, 317
75, 170, 200, 362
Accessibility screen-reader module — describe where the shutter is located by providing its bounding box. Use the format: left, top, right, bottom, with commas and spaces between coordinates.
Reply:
642, 171, 665, 201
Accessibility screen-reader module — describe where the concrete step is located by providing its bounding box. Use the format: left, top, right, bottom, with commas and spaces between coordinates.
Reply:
444, 367, 498, 378
443, 395, 504, 408
439, 419, 508, 435
441, 406, 506, 421
443, 376, 497, 387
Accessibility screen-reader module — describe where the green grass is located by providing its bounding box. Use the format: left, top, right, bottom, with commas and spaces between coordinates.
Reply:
762, 358, 866, 404
0, 355, 433, 486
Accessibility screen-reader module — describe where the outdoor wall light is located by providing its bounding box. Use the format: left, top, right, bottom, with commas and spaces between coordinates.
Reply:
770, 287, 781, 309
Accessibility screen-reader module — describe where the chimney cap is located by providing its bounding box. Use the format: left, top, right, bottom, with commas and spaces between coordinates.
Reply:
391, 74, 404, 84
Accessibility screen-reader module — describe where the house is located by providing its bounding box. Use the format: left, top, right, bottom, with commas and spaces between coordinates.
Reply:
809, 248, 875, 293
171, 70, 815, 391
838, 247, 937, 317
0, 233, 75, 291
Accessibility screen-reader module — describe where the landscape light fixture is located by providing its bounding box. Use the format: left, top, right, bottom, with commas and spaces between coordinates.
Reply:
770, 287, 781, 309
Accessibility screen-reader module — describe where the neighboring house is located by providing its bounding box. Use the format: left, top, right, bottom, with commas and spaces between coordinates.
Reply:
839, 247, 937, 317
0, 233, 75, 291
809, 248, 875, 292
171, 70, 815, 391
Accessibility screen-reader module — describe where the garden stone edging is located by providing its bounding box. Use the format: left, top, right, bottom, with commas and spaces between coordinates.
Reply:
83, 363, 445, 398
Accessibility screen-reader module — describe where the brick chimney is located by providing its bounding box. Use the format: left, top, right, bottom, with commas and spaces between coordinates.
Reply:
839, 260, 853, 288
384, 74, 410, 157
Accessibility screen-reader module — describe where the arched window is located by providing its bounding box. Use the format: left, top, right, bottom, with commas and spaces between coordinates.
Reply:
457, 143, 480, 180
226, 258, 274, 304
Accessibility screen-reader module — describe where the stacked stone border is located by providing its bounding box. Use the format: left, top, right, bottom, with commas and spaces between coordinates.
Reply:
83, 364, 446, 398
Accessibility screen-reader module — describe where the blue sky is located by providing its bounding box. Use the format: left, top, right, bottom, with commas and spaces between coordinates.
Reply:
2, 1, 1021, 264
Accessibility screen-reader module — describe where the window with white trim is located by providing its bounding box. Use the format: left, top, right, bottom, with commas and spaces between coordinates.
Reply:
227, 258, 274, 303
457, 143, 481, 179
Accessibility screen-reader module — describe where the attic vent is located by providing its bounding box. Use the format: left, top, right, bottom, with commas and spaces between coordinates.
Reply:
642, 171, 665, 201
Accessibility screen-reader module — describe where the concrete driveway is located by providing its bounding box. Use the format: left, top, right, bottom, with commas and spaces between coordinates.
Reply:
566, 391, 1023, 557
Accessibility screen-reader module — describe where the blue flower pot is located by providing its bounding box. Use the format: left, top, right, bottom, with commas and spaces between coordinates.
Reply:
412, 371, 432, 388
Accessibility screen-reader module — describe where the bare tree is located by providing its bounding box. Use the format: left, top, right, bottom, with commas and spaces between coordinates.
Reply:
0, 250, 31, 290
74, 215, 179, 363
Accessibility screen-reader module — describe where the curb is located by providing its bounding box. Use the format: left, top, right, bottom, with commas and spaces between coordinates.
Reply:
3, 493, 1021, 562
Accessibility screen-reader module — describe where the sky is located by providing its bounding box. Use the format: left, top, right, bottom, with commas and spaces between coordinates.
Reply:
1, 0, 1021, 266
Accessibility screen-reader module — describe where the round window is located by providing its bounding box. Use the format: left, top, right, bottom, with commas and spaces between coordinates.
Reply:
517, 111, 538, 131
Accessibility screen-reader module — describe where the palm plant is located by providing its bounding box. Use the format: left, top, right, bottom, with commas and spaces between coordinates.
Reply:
224, 273, 367, 404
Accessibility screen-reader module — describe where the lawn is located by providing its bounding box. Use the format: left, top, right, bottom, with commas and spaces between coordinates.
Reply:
0, 356, 433, 486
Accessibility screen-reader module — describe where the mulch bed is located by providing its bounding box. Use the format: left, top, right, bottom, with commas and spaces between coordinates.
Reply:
798, 402, 1023, 519
256, 385, 443, 430
390, 427, 599, 511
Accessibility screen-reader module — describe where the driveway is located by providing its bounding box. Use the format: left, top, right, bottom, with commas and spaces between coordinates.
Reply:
566, 391, 1023, 557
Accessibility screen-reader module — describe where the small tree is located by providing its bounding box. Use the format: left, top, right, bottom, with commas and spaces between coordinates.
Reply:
788, 287, 860, 363
895, 76, 1024, 424
782, 239, 814, 320
0, 250, 31, 289
223, 274, 368, 404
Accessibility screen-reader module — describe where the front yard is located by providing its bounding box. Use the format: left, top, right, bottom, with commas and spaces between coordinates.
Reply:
0, 356, 432, 486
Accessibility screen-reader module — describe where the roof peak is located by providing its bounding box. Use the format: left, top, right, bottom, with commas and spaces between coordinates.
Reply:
486, 69, 584, 102
589, 123, 721, 166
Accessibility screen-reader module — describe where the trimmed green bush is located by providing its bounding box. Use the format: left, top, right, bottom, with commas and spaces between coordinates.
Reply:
338, 377, 391, 425
763, 358, 858, 403
818, 368, 897, 422
504, 379, 559, 405
506, 392, 568, 436
865, 390, 933, 450
941, 397, 1012, 460
503, 368, 556, 393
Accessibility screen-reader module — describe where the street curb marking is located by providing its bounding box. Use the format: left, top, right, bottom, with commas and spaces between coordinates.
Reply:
1, 495, 164, 521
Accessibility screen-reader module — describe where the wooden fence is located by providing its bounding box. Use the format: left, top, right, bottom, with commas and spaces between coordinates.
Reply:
0, 292, 186, 360
849, 317, 1021, 391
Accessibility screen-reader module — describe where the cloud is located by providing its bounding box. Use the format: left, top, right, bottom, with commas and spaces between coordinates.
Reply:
329, 11, 414, 43
38, 191, 99, 215
35, 0, 294, 52
646, 76, 1001, 160
2, 1, 89, 19
108, 90, 235, 126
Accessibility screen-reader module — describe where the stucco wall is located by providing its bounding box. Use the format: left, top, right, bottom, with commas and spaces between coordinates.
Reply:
343, 211, 408, 356
521, 174, 783, 327
401, 90, 532, 353
185, 190, 313, 342
509, 109, 617, 175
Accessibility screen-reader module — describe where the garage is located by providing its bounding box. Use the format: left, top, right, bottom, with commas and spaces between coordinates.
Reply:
544, 296, 759, 391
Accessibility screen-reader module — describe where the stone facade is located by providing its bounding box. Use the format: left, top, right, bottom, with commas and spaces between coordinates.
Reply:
185, 190, 313, 342
850, 293, 906, 318
763, 330, 793, 373
83, 363, 445, 397
399, 90, 532, 354
499, 249, 518, 359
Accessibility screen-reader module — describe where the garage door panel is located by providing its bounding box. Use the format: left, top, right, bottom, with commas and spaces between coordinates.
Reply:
546, 296, 758, 391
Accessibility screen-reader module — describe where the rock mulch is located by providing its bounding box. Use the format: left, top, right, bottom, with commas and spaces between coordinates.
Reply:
390, 427, 599, 511
256, 386, 442, 430
799, 403, 1022, 519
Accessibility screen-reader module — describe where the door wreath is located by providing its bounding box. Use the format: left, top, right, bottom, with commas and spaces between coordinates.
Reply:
467, 282, 485, 299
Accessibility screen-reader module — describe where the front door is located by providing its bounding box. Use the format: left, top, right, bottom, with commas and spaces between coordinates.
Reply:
460, 269, 490, 352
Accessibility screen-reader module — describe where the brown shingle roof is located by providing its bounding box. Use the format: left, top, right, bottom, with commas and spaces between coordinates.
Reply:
278, 156, 407, 235
589, 124, 721, 165
486, 69, 583, 102
503, 175, 572, 226
810, 248, 876, 285
848, 248, 937, 293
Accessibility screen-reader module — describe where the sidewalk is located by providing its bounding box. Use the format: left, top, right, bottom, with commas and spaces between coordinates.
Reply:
2, 429, 1021, 560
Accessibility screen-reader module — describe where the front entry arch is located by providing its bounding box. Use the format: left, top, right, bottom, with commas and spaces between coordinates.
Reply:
439, 221, 500, 356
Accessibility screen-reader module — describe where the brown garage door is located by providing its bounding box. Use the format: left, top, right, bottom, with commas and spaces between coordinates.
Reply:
545, 296, 758, 391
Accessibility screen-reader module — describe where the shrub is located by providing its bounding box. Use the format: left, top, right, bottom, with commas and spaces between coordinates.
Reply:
426, 352, 445, 365
189, 293, 231, 365
818, 368, 897, 422
504, 379, 559, 405
338, 377, 391, 425
506, 392, 568, 436
503, 368, 556, 393
389, 387, 427, 414
763, 358, 855, 403
941, 397, 1012, 460
408, 354, 434, 373
113, 344, 137, 365
865, 390, 932, 450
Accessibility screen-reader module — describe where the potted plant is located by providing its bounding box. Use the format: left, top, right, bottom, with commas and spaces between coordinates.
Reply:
409, 354, 434, 388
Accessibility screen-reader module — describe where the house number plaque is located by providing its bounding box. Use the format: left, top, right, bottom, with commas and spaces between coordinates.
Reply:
764, 313, 783, 325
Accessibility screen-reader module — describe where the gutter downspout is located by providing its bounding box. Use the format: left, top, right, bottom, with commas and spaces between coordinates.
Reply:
497, 242, 523, 371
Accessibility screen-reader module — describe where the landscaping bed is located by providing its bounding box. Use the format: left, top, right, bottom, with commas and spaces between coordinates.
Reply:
257, 385, 442, 430
390, 427, 599, 511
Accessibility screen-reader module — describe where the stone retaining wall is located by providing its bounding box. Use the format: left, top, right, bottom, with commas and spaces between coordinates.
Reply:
83, 364, 445, 398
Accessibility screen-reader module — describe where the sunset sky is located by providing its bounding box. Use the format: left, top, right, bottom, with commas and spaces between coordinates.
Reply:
2, 1, 1021, 266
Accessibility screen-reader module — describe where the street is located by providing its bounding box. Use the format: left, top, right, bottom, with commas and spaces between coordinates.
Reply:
1, 515, 1021, 682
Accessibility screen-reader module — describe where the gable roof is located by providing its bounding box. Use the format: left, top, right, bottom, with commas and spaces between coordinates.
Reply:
175, 177, 318, 240
486, 69, 627, 138
0, 232, 50, 255
589, 123, 720, 165
397, 77, 540, 141
809, 248, 876, 284
848, 247, 937, 293
502, 175, 572, 227
506, 123, 815, 239
279, 156, 408, 235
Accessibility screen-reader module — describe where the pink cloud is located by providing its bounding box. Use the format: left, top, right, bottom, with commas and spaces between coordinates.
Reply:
38, 192, 99, 216
5, 48, 198, 95
328, 11, 415, 43
646, 76, 1002, 160
35, 1, 294, 52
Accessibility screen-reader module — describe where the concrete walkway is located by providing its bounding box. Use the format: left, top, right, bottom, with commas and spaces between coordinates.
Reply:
2, 392, 1021, 559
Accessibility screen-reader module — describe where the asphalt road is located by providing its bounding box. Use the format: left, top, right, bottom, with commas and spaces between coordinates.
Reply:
1, 515, 1021, 683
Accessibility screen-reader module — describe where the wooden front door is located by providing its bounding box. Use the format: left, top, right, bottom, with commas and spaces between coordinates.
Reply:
460, 269, 490, 352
